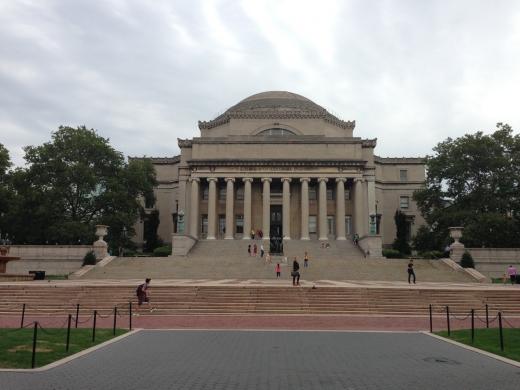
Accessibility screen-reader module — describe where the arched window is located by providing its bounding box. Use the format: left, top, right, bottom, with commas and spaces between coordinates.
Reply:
257, 128, 297, 136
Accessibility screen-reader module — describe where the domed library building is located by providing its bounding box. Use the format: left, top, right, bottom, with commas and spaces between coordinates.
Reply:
130, 91, 425, 249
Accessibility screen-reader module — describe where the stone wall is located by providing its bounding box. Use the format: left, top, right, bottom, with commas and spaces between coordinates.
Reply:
5, 245, 102, 276
451, 247, 520, 279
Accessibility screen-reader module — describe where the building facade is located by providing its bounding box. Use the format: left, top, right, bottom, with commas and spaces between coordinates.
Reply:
131, 91, 425, 248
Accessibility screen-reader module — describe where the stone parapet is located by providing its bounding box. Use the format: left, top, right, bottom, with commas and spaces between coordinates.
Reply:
358, 235, 383, 257
170, 234, 198, 256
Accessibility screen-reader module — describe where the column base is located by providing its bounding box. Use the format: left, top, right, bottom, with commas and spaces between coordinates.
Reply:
224, 236, 234, 240
283, 237, 291, 241
318, 237, 328, 241
206, 236, 216, 240
242, 237, 251, 240
336, 237, 347, 241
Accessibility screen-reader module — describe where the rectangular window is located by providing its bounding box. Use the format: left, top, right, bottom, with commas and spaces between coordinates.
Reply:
344, 190, 350, 200
326, 186, 333, 200
235, 214, 244, 234
400, 170, 408, 182
400, 196, 409, 209
309, 186, 317, 200
236, 185, 244, 200
201, 215, 208, 233
327, 216, 334, 234
218, 215, 226, 233
219, 185, 226, 200
202, 184, 209, 200
345, 216, 352, 235
309, 215, 317, 234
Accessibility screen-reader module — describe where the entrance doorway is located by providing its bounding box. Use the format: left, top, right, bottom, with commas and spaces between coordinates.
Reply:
270, 205, 282, 238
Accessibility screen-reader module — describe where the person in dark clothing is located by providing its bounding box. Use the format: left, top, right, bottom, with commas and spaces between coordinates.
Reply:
292, 257, 300, 286
408, 260, 416, 284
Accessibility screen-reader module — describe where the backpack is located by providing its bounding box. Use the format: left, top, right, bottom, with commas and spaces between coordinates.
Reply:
136, 284, 144, 297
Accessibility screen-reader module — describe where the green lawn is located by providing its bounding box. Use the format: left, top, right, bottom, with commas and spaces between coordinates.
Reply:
0, 327, 129, 369
435, 328, 520, 362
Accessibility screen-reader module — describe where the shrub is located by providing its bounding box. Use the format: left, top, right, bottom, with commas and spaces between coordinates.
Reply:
420, 250, 444, 259
460, 251, 475, 268
153, 246, 172, 257
124, 249, 136, 257
82, 250, 97, 266
382, 249, 404, 258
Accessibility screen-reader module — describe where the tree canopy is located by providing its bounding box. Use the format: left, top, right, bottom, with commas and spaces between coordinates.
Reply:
1, 126, 158, 245
0, 143, 13, 219
412, 123, 520, 249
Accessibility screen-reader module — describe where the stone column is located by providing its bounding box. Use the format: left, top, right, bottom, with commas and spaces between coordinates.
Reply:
242, 178, 253, 240
300, 178, 310, 240
362, 179, 369, 236
281, 178, 292, 240
224, 178, 235, 239
261, 178, 272, 240
318, 177, 328, 240
353, 178, 364, 237
189, 178, 200, 237
335, 178, 347, 240
206, 178, 218, 240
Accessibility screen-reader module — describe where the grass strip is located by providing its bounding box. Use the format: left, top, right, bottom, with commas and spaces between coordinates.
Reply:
435, 328, 520, 362
0, 327, 129, 369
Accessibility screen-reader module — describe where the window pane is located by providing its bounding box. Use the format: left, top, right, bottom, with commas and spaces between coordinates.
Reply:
327, 216, 334, 234
345, 216, 352, 234
309, 186, 317, 200
309, 215, 317, 234
326, 188, 333, 200
201, 215, 208, 233
344, 190, 350, 200
400, 170, 408, 182
235, 214, 244, 234
219, 185, 226, 200
236, 186, 244, 200
202, 185, 209, 200
400, 196, 409, 209
218, 215, 226, 233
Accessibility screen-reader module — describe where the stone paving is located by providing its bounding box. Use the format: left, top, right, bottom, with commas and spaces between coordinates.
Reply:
1, 330, 520, 389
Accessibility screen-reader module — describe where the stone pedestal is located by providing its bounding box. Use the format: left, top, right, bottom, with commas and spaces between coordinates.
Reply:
448, 227, 465, 261
358, 234, 383, 257
93, 225, 109, 261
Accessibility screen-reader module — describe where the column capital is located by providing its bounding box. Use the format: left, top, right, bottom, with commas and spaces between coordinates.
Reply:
207, 177, 218, 183
281, 177, 292, 183
242, 177, 253, 183
353, 178, 365, 183
335, 177, 347, 183
189, 177, 200, 183
261, 178, 272, 183
317, 177, 329, 183
299, 178, 311, 183
224, 177, 236, 183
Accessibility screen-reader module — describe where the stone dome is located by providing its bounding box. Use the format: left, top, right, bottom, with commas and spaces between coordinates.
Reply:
227, 91, 325, 113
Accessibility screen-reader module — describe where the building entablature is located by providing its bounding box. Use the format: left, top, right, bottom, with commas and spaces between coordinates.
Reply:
128, 156, 180, 164
189, 136, 364, 145
374, 156, 424, 164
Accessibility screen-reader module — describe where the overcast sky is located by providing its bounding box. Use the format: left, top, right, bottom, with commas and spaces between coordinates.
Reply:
1, 0, 520, 168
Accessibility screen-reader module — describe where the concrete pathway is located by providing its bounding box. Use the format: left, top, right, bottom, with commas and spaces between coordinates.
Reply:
1, 330, 519, 389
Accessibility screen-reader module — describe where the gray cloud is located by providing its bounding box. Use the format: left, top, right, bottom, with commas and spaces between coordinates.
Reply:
1, 0, 519, 167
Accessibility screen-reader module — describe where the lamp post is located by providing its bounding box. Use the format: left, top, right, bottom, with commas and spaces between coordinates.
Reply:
178, 211, 185, 233
369, 212, 376, 234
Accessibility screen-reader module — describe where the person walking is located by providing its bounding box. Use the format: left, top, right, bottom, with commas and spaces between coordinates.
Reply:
354, 234, 359, 245
303, 252, 309, 267
508, 265, 516, 285
265, 252, 271, 265
444, 245, 451, 258
248, 245, 251, 257
253, 244, 257, 257
260, 244, 265, 258
276, 263, 281, 277
292, 257, 300, 286
133, 278, 156, 316
408, 260, 416, 284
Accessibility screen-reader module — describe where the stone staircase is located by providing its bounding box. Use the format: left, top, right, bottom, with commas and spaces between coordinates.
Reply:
1, 284, 519, 317
79, 240, 475, 283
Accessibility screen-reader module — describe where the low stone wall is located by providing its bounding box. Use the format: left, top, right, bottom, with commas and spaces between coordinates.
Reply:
4, 245, 105, 276
451, 247, 520, 279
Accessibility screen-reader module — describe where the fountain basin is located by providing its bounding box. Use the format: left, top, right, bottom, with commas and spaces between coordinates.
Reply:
0, 245, 35, 281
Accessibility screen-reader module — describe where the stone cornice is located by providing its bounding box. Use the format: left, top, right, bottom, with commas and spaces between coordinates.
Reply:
198, 110, 355, 131
374, 156, 424, 164
362, 139, 377, 148
178, 139, 193, 148
190, 136, 364, 145
187, 159, 366, 169
128, 156, 180, 164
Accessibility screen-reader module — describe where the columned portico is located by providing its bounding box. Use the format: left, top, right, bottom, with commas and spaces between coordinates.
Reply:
242, 178, 253, 240
224, 177, 235, 239
335, 178, 347, 240
281, 177, 292, 240
189, 178, 200, 237
318, 177, 329, 240
300, 178, 310, 240
261, 178, 271, 240
206, 177, 218, 240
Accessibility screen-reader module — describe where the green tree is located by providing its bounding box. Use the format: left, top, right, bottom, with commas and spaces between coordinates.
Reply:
392, 210, 412, 255
3, 126, 158, 244
413, 123, 520, 248
145, 209, 160, 252
460, 251, 475, 268
0, 143, 13, 216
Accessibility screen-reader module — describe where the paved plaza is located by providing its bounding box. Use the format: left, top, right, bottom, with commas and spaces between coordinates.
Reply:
1, 330, 519, 389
